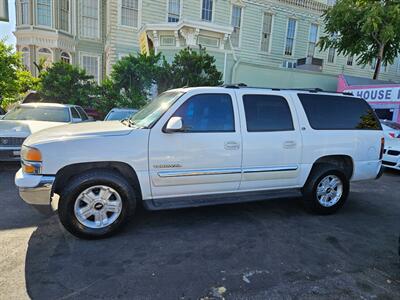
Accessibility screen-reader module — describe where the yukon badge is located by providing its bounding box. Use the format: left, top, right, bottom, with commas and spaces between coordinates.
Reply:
153, 164, 182, 169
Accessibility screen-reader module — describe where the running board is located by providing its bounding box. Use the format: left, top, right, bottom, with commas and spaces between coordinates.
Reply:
143, 188, 303, 211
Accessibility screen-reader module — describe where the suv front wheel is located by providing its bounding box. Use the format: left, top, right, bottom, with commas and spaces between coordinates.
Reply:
302, 164, 350, 214
58, 170, 137, 239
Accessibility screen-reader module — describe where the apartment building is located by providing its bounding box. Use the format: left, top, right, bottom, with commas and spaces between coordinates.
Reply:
14, 0, 400, 90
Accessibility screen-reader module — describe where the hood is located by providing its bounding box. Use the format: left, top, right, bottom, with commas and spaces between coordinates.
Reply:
24, 121, 133, 146
0, 120, 66, 137
385, 137, 400, 150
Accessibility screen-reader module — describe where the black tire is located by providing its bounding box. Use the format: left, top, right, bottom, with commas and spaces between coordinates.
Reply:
302, 163, 349, 214
58, 169, 137, 239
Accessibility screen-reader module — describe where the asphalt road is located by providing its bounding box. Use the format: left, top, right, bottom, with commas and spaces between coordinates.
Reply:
0, 162, 399, 300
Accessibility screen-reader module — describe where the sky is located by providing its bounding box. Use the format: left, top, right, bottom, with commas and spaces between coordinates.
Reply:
0, 0, 16, 47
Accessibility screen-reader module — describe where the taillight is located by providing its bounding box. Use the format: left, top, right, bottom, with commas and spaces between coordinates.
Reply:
389, 132, 395, 138
379, 137, 385, 159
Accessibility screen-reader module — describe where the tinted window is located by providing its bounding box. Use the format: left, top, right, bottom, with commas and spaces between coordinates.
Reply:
243, 94, 294, 132
3, 106, 71, 122
71, 107, 81, 119
76, 107, 89, 121
381, 120, 400, 130
298, 94, 381, 130
173, 94, 235, 132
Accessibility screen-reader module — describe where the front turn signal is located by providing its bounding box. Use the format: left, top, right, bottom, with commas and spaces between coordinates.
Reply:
21, 146, 42, 162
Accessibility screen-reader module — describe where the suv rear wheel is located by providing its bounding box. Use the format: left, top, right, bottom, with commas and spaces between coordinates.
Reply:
58, 170, 137, 239
302, 164, 349, 214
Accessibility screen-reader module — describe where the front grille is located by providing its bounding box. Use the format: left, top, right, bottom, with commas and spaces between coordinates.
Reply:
0, 137, 25, 147
387, 150, 400, 156
383, 160, 397, 167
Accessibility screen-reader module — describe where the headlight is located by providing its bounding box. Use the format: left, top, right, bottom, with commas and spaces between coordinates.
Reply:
21, 146, 42, 174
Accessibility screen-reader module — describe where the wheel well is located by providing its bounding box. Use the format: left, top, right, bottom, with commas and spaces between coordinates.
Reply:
311, 155, 354, 179
53, 162, 142, 201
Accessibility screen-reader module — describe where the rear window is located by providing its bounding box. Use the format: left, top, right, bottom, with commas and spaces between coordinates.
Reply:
243, 94, 294, 132
298, 94, 381, 130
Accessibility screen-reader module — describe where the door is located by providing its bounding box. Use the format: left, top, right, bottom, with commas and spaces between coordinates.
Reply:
148, 91, 242, 199
237, 91, 302, 191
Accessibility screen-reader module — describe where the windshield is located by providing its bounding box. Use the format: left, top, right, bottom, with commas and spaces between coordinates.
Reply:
129, 91, 184, 128
3, 106, 71, 122
106, 110, 137, 121
381, 120, 400, 130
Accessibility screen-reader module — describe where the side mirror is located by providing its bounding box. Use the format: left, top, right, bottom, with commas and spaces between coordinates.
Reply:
165, 116, 183, 133
72, 118, 82, 123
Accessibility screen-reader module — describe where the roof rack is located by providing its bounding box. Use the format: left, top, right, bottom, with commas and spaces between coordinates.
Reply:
222, 84, 354, 96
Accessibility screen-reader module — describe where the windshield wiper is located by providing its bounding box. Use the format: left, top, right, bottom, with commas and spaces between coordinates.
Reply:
121, 118, 148, 129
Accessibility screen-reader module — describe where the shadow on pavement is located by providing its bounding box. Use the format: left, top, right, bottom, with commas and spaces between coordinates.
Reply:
0, 163, 47, 231
24, 186, 400, 299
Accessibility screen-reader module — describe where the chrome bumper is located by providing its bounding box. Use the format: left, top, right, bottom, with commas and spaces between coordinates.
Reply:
15, 169, 55, 213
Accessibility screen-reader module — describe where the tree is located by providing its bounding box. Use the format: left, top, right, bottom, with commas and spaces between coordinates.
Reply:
39, 62, 96, 107
0, 40, 40, 109
162, 46, 222, 91
110, 51, 162, 108
0, 40, 22, 101
319, 0, 400, 79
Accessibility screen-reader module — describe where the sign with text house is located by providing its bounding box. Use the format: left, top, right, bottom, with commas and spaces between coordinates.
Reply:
344, 87, 400, 102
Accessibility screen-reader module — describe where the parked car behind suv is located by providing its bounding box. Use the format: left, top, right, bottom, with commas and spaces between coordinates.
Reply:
15, 87, 384, 238
104, 108, 138, 121
0, 103, 89, 161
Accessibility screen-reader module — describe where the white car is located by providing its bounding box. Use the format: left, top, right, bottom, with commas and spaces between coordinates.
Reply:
382, 138, 400, 170
104, 108, 138, 121
380, 120, 400, 139
0, 103, 89, 161
15, 86, 384, 239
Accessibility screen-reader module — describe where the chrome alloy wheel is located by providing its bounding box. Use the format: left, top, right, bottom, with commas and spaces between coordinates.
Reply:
316, 175, 343, 207
74, 185, 122, 229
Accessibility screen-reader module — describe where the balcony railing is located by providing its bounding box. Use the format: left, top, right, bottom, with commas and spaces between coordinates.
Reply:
277, 0, 330, 12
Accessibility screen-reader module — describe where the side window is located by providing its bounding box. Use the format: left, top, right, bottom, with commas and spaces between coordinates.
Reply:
76, 107, 89, 121
173, 94, 235, 132
298, 93, 381, 130
243, 94, 294, 132
71, 107, 81, 120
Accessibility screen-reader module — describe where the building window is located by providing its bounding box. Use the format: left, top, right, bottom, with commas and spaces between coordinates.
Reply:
160, 35, 176, 46
81, 0, 99, 38
167, 0, 180, 22
346, 55, 354, 66
261, 13, 273, 52
231, 5, 242, 48
198, 35, 220, 48
61, 52, 71, 64
59, 0, 70, 32
37, 48, 52, 69
21, 47, 30, 69
282, 60, 296, 69
327, 48, 335, 63
284, 18, 296, 56
202, 0, 213, 22
307, 23, 318, 57
121, 0, 139, 27
81, 54, 99, 82
20, 0, 29, 25
37, 0, 52, 27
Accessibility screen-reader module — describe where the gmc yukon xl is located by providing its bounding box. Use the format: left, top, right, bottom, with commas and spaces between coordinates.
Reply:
15, 86, 384, 238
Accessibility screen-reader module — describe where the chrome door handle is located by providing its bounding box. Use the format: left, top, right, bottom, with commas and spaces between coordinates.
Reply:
283, 141, 297, 149
224, 141, 240, 150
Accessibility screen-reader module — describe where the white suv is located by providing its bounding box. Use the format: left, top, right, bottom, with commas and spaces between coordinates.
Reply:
15, 86, 384, 238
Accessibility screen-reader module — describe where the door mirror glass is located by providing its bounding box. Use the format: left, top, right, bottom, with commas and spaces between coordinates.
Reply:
165, 116, 183, 133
